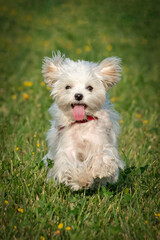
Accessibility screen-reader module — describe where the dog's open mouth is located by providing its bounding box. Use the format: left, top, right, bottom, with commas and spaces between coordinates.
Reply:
71, 103, 87, 121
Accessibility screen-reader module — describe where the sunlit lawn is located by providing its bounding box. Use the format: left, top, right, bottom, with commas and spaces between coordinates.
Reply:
0, 0, 159, 239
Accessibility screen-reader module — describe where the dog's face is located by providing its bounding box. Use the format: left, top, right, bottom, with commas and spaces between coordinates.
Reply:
42, 52, 121, 121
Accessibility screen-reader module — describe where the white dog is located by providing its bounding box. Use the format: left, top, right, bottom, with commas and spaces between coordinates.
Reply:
42, 52, 125, 191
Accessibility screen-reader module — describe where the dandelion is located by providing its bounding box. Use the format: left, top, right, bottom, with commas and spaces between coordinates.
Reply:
15, 147, 19, 151
37, 140, 40, 148
66, 226, 71, 231
154, 213, 160, 217
84, 45, 91, 52
18, 86, 23, 91
44, 40, 50, 48
24, 81, 32, 87
111, 97, 115, 102
55, 230, 60, 235
124, 66, 128, 73
28, 184, 30, 187
143, 120, 148, 124
142, 39, 147, 45
40, 236, 45, 240
32, 152, 35, 155
111, 97, 120, 103
44, 19, 51, 25
119, 120, 124, 124
5, 200, 8, 205
77, 19, 86, 25
58, 223, 63, 229
14, 225, 17, 229
66, 41, 72, 50
40, 81, 45, 87
136, 113, 142, 119
1, 5, 8, 12
145, 220, 148, 224
76, 48, 82, 54
25, 36, 32, 43
12, 95, 17, 100
23, 93, 29, 100
25, 15, 32, 21
18, 208, 24, 213
106, 44, 112, 51
10, 9, 17, 16
46, 87, 51, 90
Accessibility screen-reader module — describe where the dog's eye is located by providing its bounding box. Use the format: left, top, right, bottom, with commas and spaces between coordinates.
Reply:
87, 86, 93, 92
65, 85, 71, 90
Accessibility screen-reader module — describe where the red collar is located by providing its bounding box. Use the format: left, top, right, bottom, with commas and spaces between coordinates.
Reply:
58, 115, 98, 132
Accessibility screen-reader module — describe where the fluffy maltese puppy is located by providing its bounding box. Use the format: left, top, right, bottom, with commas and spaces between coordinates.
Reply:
42, 52, 125, 191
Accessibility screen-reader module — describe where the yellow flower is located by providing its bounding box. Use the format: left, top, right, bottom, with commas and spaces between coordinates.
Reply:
76, 48, 82, 54
10, 9, 17, 16
14, 225, 17, 229
25, 15, 32, 21
12, 95, 17, 100
111, 97, 120, 103
46, 87, 51, 90
154, 213, 160, 217
124, 66, 128, 73
1, 5, 8, 12
58, 223, 63, 229
5, 200, 8, 205
136, 113, 142, 119
84, 45, 91, 52
143, 120, 148, 124
18, 86, 23, 91
23, 93, 29, 100
142, 39, 147, 45
145, 220, 148, 224
24, 81, 32, 87
106, 44, 112, 51
28, 184, 30, 187
25, 36, 32, 42
40, 81, 45, 86
55, 230, 60, 235
66, 226, 71, 231
44, 19, 51, 25
37, 140, 40, 148
119, 120, 124, 124
44, 40, 50, 48
18, 208, 24, 213
32, 152, 35, 155
66, 41, 72, 50
40, 236, 45, 240
15, 147, 19, 151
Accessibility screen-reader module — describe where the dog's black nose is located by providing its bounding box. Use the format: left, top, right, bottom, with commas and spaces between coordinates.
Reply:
75, 93, 83, 101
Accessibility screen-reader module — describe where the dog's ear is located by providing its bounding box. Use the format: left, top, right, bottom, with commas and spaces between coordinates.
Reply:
96, 57, 122, 90
42, 52, 64, 87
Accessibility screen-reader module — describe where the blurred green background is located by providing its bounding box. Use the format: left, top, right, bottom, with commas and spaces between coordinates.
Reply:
0, 0, 160, 239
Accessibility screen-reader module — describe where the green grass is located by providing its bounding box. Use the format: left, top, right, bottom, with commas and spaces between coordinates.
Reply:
0, 0, 160, 239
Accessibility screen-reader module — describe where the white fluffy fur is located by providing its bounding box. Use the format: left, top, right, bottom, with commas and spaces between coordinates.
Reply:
42, 51, 125, 191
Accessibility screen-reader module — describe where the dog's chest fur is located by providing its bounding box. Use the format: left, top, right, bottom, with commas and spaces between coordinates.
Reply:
57, 110, 113, 163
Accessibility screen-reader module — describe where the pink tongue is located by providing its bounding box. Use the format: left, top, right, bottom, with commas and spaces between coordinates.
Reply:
72, 105, 85, 121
